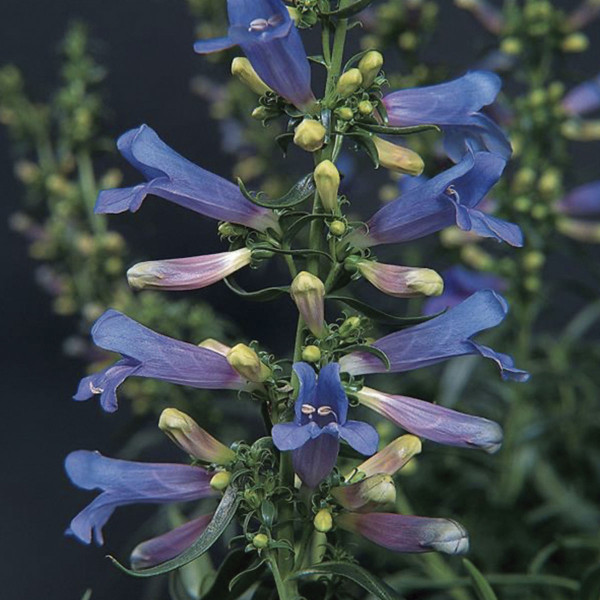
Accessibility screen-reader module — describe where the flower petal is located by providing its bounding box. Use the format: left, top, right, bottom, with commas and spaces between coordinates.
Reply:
339, 420, 379, 456
272, 422, 315, 451
556, 181, 600, 217
315, 362, 348, 423
292, 434, 339, 488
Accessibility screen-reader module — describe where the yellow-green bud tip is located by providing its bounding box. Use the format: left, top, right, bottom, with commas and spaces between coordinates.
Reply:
336, 68, 363, 98
406, 268, 444, 296
373, 137, 425, 176
314, 160, 340, 213
314, 509, 333, 533
294, 120, 326, 152
328, 220, 347, 236
231, 57, 271, 95
302, 345, 321, 363
561, 33, 589, 53
252, 533, 269, 549
210, 471, 232, 491
358, 51, 384, 88
227, 343, 271, 383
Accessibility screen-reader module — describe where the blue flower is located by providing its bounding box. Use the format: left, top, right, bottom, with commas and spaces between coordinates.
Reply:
349, 151, 523, 248
424, 266, 506, 315
556, 180, 600, 217
340, 290, 529, 382
95, 125, 279, 233
65, 450, 216, 546
272, 363, 379, 488
194, 0, 315, 110
562, 73, 600, 116
382, 71, 512, 162
74, 310, 247, 412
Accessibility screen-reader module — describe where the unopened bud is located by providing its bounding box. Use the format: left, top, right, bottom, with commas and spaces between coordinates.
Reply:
302, 345, 321, 363
314, 509, 333, 533
328, 220, 346, 236
538, 169, 561, 195
159, 408, 235, 464
339, 316, 361, 338
561, 32, 589, 53
252, 533, 269, 549
500, 37, 522, 55
290, 272, 326, 337
314, 160, 340, 212
294, 119, 326, 152
286, 6, 301, 24
331, 474, 396, 511
523, 251, 545, 271
558, 218, 600, 243
210, 470, 232, 491
373, 137, 425, 176
251, 106, 271, 121
336, 107, 354, 121
461, 245, 493, 270
357, 260, 443, 298
358, 51, 384, 88
358, 100, 374, 116
227, 344, 272, 382
231, 57, 271, 95
514, 196, 532, 212
336, 68, 363, 98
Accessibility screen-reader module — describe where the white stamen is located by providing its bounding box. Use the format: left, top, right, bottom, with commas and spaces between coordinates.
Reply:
249, 18, 269, 32
89, 382, 104, 394
301, 404, 316, 415
317, 406, 334, 416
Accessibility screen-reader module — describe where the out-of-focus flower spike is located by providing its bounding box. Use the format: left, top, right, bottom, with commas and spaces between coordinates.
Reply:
159, 408, 235, 464
331, 474, 396, 512
290, 272, 326, 337
353, 258, 444, 298
356, 387, 503, 453
348, 435, 422, 481
294, 119, 326, 152
314, 160, 340, 213
562, 74, 600, 116
556, 181, 600, 217
568, 0, 600, 30
373, 137, 425, 176
336, 512, 469, 555
127, 248, 252, 292
562, 119, 600, 141
455, 0, 505, 34
198, 338, 231, 356
358, 51, 384, 88
557, 218, 600, 243
130, 514, 213, 570
231, 57, 272, 96
227, 343, 272, 383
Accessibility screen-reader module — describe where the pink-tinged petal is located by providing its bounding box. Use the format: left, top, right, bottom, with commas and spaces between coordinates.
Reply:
357, 260, 444, 298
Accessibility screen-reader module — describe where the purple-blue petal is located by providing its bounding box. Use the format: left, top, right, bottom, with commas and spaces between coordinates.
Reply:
563, 74, 600, 116
315, 362, 348, 423
65, 451, 215, 545
292, 362, 317, 421
95, 125, 277, 231
338, 420, 379, 456
272, 422, 316, 451
340, 290, 528, 381
557, 181, 600, 217
73, 310, 246, 411
292, 434, 339, 488
469, 341, 530, 382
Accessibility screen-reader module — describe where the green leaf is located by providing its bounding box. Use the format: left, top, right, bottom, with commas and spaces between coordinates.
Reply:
344, 131, 379, 168
238, 173, 315, 209
228, 559, 267, 593
108, 484, 240, 578
275, 132, 294, 156
359, 122, 441, 136
328, 295, 442, 326
224, 277, 289, 302
337, 344, 390, 370
308, 54, 328, 67
463, 559, 498, 600
200, 550, 259, 600
580, 563, 600, 600
321, 0, 375, 19
291, 561, 402, 600
342, 48, 374, 72
282, 213, 330, 245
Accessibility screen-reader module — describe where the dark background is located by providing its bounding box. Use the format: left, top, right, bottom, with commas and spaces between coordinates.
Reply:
1, 1, 599, 599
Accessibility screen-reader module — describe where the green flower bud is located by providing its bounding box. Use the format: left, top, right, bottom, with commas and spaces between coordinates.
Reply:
227, 343, 272, 382
500, 37, 522, 55
251, 106, 271, 121
328, 220, 347, 236
513, 167, 536, 192
290, 271, 326, 337
557, 218, 600, 243
302, 345, 321, 363
461, 245, 493, 270
339, 316, 361, 338
252, 533, 269, 549
561, 32, 589, 53
336, 68, 363, 98
357, 100, 374, 116
314, 160, 340, 213
294, 119, 326, 152
231, 57, 272, 95
358, 51, 384, 87
538, 169, 561, 195
523, 251, 545, 271
336, 107, 354, 121
373, 137, 425, 176
399, 31, 418, 51
210, 471, 232, 491
313, 509, 333, 533
531, 204, 549, 220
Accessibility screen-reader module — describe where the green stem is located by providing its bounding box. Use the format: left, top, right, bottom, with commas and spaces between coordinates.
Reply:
268, 553, 294, 600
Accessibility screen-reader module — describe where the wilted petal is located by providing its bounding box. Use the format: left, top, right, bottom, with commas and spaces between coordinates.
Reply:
357, 387, 503, 453
65, 451, 215, 545
556, 181, 600, 217
130, 514, 213, 570
339, 290, 529, 382
95, 125, 278, 232
73, 310, 247, 412
337, 512, 469, 555
292, 434, 339, 488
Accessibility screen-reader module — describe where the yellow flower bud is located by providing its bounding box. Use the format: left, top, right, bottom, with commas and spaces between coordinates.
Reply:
336, 107, 354, 121
290, 272, 326, 337
331, 474, 396, 511
373, 137, 425, 176
231, 57, 271, 95
358, 51, 384, 88
313, 509, 333, 533
523, 251, 545, 271
328, 220, 347, 236
314, 160, 340, 213
500, 37, 522, 55
358, 100, 374, 116
336, 68, 363, 98
227, 343, 272, 383
210, 470, 232, 491
557, 218, 600, 243
294, 119, 326, 152
302, 345, 321, 363
251, 106, 271, 121
561, 32, 589, 53
252, 533, 269, 548
198, 338, 231, 356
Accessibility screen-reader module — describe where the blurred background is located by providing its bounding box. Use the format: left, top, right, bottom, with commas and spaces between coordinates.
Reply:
2, 1, 600, 599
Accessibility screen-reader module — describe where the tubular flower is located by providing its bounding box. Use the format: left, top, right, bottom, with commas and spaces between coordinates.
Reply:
424, 265, 506, 315
349, 151, 523, 248
95, 125, 279, 233
65, 450, 217, 546
339, 290, 529, 382
555, 181, 600, 243
356, 387, 503, 453
336, 512, 469, 555
562, 73, 600, 116
331, 473, 397, 512
382, 71, 512, 162
73, 310, 247, 412
127, 248, 252, 292
271, 363, 378, 488
193, 0, 315, 110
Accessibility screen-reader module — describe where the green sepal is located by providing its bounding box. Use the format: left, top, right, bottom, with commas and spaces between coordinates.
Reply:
337, 344, 391, 371
224, 277, 289, 302
359, 122, 440, 136
260, 499, 277, 528
463, 559, 498, 600
328, 295, 443, 326
308, 54, 328, 67
321, 0, 376, 19
107, 484, 240, 578
342, 48, 373, 73
199, 549, 257, 600
291, 561, 403, 600
237, 174, 315, 209
275, 132, 295, 156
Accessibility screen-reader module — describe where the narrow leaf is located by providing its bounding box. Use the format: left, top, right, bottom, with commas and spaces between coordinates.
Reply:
463, 559, 498, 600
228, 559, 267, 592
344, 131, 379, 167
359, 123, 441, 136
224, 277, 289, 301
108, 484, 240, 578
291, 561, 402, 600
238, 174, 315, 209
337, 344, 391, 370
